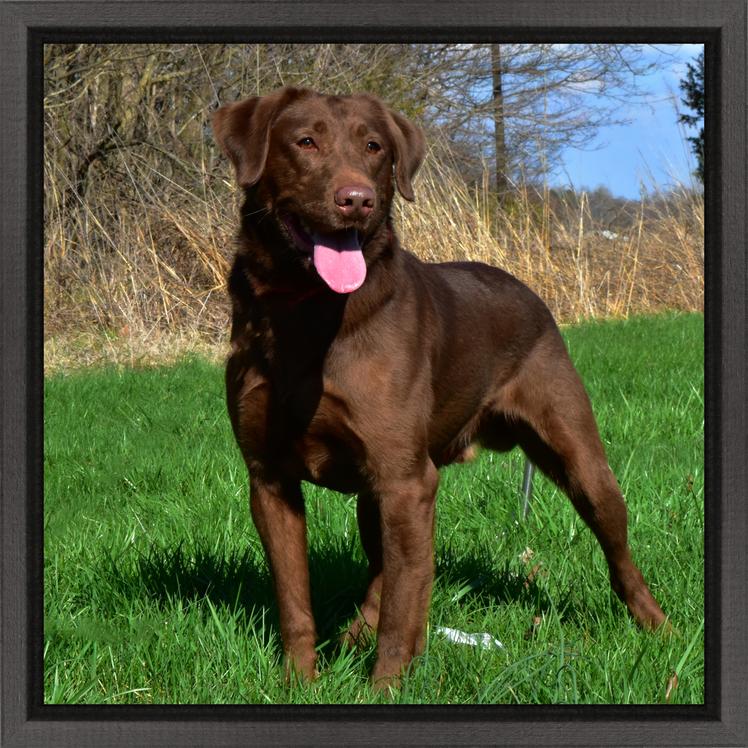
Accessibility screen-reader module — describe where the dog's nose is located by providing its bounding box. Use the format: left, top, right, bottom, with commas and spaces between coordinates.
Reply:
334, 185, 375, 219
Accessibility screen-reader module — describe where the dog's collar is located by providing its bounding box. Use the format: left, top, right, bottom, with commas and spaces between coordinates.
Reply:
257, 283, 326, 309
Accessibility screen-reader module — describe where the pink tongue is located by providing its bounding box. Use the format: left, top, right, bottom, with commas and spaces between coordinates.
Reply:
312, 229, 366, 294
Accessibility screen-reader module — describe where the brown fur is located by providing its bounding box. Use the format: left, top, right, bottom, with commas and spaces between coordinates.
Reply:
212, 87, 666, 689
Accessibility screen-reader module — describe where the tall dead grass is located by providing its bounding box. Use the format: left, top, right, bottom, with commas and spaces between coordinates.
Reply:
44, 137, 703, 373
400, 146, 704, 321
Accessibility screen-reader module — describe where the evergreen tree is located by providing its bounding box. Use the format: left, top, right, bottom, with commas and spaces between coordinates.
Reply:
678, 51, 704, 183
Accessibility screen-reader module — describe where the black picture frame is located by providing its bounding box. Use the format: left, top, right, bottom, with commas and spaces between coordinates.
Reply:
2, 1, 745, 744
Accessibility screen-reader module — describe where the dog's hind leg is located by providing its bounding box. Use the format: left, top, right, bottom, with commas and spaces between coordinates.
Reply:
343, 491, 383, 647
498, 331, 667, 630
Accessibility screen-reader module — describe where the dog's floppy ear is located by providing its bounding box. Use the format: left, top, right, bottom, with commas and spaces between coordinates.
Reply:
212, 88, 299, 188
384, 108, 426, 202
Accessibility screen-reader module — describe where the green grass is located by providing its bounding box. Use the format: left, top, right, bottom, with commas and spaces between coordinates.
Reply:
44, 312, 704, 704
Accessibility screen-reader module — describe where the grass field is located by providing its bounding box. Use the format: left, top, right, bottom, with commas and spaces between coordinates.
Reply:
43, 312, 704, 705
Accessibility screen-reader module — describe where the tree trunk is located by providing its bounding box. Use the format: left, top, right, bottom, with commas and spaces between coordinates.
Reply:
491, 44, 509, 200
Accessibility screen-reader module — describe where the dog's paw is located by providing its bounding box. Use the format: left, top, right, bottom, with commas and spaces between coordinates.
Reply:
342, 616, 377, 650
283, 652, 319, 684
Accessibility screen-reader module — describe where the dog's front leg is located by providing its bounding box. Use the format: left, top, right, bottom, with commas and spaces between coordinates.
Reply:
371, 460, 439, 690
249, 475, 317, 681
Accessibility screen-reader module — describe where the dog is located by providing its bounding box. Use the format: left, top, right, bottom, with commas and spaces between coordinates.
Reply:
212, 87, 666, 690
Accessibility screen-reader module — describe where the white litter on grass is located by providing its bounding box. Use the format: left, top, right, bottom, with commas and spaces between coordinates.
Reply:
518, 546, 534, 564
435, 626, 505, 650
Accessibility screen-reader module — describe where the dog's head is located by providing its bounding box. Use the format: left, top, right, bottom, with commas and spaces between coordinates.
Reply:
213, 87, 425, 294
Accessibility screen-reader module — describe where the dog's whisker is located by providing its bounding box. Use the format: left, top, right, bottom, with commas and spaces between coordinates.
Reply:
243, 206, 272, 219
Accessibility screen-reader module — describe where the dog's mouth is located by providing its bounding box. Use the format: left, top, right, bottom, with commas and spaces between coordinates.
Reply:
280, 213, 366, 295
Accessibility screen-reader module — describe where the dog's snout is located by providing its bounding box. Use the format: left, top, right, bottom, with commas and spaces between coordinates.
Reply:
334, 185, 375, 219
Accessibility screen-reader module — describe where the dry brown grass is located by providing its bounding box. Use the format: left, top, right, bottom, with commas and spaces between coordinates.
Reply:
399, 149, 703, 321
44, 140, 703, 374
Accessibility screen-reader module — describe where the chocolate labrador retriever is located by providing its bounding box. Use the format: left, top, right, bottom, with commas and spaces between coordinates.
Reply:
212, 87, 666, 689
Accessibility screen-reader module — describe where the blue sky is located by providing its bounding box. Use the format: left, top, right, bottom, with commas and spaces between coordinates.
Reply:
557, 44, 704, 199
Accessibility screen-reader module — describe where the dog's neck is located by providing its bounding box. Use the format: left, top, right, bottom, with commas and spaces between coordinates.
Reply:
227, 214, 402, 359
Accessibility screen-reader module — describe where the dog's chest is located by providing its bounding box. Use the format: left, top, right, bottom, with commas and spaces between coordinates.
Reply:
232, 364, 367, 492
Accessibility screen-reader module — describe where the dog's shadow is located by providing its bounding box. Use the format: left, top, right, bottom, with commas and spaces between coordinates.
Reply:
436, 549, 559, 618
114, 538, 370, 652
436, 545, 600, 630
112, 538, 570, 658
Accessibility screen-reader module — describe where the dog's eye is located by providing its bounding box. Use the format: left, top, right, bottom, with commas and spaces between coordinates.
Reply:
297, 136, 317, 150
366, 141, 382, 153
